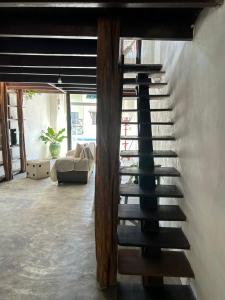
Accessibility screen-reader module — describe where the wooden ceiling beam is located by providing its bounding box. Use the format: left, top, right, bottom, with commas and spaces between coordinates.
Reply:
62, 87, 96, 91
6, 82, 64, 93
0, 8, 202, 40
0, 22, 193, 40
25, 89, 63, 93
9, 89, 63, 93
55, 83, 96, 87
7, 82, 59, 88
0, 37, 97, 55
62, 88, 97, 93
56, 85, 96, 89
7, 85, 57, 90
0, 55, 96, 67
0, 1, 219, 8
123, 22, 193, 40
0, 67, 96, 76
0, 74, 97, 84
7, 86, 63, 93
67, 90, 96, 94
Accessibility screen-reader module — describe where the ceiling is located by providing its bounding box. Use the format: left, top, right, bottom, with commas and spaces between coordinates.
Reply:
0, 0, 219, 92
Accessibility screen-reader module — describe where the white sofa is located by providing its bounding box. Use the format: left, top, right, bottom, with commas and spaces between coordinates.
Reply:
50, 143, 95, 184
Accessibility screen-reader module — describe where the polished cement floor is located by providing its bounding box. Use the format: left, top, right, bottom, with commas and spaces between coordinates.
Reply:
0, 174, 118, 300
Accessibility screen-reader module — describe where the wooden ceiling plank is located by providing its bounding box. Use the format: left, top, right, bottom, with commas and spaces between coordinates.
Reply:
0, 74, 97, 84
0, 5, 219, 40
0, 22, 193, 40
60, 87, 96, 90
55, 83, 96, 87
0, 10, 196, 41
7, 83, 57, 88
0, 67, 96, 76
121, 22, 193, 40
67, 90, 96, 94
0, 37, 97, 55
0, 55, 96, 67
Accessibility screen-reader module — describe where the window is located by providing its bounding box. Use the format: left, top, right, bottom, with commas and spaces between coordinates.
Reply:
69, 94, 97, 149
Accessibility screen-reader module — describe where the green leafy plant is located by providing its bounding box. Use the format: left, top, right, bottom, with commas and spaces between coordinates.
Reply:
24, 90, 39, 100
40, 127, 66, 144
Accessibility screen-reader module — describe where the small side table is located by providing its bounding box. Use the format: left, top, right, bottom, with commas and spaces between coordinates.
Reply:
26, 160, 50, 180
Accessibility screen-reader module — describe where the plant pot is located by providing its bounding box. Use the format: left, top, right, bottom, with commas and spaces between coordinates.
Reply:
49, 143, 61, 159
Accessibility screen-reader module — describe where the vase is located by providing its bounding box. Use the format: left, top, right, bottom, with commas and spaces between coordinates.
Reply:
49, 143, 61, 159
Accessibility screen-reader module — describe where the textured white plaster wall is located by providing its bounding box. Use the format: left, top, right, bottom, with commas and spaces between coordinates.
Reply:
24, 93, 66, 160
143, 4, 225, 300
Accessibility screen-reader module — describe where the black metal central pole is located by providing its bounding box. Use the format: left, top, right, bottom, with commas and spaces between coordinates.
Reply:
137, 73, 163, 287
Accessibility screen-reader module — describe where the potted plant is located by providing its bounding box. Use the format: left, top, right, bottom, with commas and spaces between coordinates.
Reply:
40, 127, 66, 159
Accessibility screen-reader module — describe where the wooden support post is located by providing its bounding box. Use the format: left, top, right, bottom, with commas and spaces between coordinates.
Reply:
95, 17, 121, 288
66, 92, 72, 151
0, 82, 12, 181
136, 40, 142, 64
17, 89, 26, 173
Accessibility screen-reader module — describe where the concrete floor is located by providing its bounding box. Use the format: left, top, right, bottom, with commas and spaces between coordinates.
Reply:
0, 174, 117, 300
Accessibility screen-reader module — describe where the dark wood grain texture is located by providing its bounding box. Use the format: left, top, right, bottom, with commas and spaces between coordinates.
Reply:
123, 94, 170, 98
95, 17, 121, 288
120, 150, 177, 157
118, 204, 186, 221
17, 89, 26, 173
121, 121, 174, 125
117, 283, 196, 300
118, 249, 194, 278
0, 82, 12, 180
0, 55, 96, 68
120, 166, 180, 177
118, 225, 190, 249
0, 37, 97, 55
123, 64, 162, 72
0, 74, 97, 84
122, 108, 173, 112
0, 67, 97, 76
0, 6, 219, 40
123, 79, 167, 86
120, 184, 183, 198
66, 93, 72, 151
120, 135, 176, 141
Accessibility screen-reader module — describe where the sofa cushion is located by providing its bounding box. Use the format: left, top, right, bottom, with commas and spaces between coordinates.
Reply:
80, 145, 94, 160
66, 149, 76, 158
88, 142, 96, 160
74, 143, 85, 158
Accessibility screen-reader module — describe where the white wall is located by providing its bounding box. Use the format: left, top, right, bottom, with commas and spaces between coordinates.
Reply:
143, 4, 225, 300
24, 93, 66, 160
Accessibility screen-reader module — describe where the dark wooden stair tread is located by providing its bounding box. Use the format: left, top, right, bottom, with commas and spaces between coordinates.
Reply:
122, 108, 173, 112
123, 64, 163, 73
121, 121, 174, 125
117, 283, 196, 300
118, 249, 194, 278
123, 79, 167, 87
123, 94, 170, 99
120, 150, 177, 157
117, 225, 190, 249
120, 135, 176, 141
120, 184, 183, 198
118, 204, 186, 221
120, 166, 180, 177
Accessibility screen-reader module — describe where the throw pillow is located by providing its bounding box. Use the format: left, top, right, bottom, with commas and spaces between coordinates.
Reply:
84, 146, 94, 160
80, 146, 94, 160
74, 143, 84, 158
